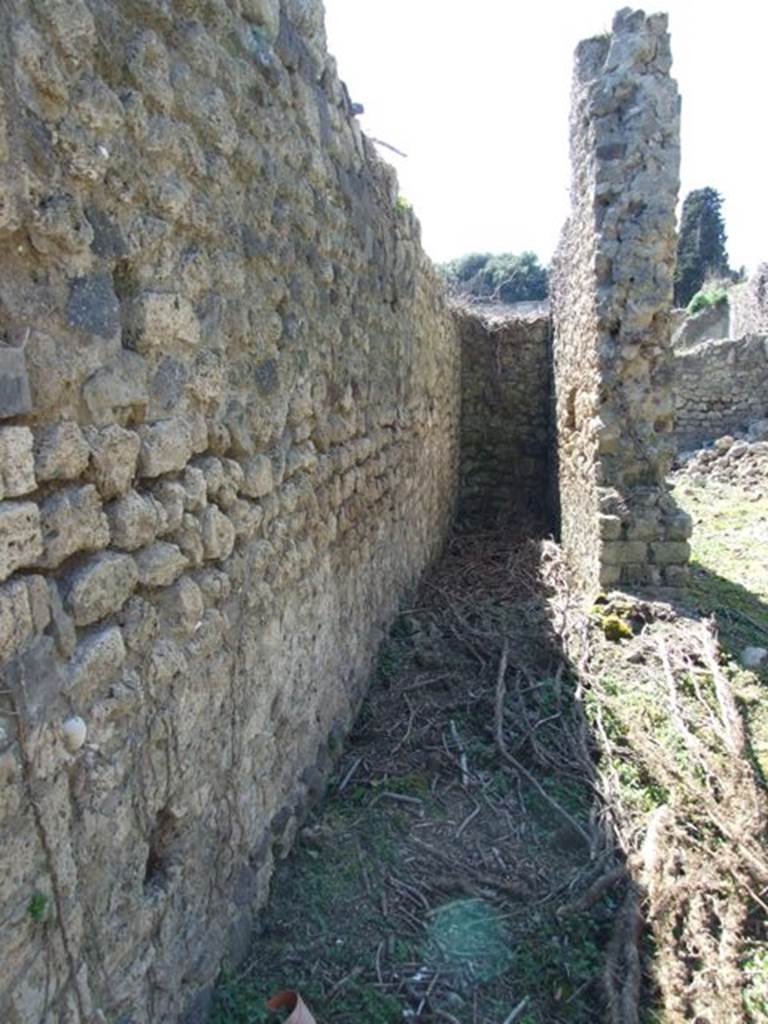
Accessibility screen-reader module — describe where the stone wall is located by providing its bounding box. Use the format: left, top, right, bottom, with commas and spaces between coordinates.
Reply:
551, 9, 691, 594
730, 264, 768, 339
455, 307, 552, 527
674, 335, 768, 448
0, 3, 459, 1022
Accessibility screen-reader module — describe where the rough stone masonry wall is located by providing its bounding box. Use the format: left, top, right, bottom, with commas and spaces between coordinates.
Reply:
455, 308, 552, 525
0, 3, 459, 1022
551, 8, 691, 593
674, 335, 768, 448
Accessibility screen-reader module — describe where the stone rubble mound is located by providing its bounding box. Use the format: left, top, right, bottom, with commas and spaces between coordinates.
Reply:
674, 419, 768, 493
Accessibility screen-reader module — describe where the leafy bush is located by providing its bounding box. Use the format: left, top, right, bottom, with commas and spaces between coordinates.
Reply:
687, 285, 729, 315
438, 250, 548, 303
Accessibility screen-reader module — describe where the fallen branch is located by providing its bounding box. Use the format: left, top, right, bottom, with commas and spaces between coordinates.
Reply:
494, 640, 593, 850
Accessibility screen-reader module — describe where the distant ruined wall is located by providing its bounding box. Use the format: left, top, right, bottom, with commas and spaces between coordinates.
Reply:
0, 2, 459, 1022
551, 8, 691, 593
730, 264, 768, 339
455, 309, 552, 525
674, 335, 768, 447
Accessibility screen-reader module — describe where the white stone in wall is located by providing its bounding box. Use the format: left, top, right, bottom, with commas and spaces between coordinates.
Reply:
127, 291, 201, 353
0, 502, 43, 582
0, 427, 35, 498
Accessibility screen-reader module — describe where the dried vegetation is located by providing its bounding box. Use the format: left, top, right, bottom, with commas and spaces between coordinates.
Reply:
213, 489, 768, 1024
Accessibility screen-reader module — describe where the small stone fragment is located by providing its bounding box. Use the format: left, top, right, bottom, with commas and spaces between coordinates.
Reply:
61, 716, 87, 752
741, 646, 768, 671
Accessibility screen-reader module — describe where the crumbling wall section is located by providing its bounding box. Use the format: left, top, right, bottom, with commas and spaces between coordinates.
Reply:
551, 9, 691, 593
456, 308, 551, 526
730, 264, 768, 339
674, 335, 768, 448
0, 2, 459, 1022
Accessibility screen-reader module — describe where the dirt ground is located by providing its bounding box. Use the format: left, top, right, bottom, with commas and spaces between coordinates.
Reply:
211, 478, 768, 1024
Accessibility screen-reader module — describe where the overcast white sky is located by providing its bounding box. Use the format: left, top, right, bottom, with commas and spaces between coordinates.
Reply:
323, 1, 766, 273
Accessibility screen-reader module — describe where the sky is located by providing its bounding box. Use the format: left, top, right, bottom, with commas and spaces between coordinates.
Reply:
322, 0, 766, 273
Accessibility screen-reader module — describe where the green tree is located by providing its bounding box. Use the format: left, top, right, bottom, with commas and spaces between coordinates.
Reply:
438, 251, 548, 303
674, 187, 731, 307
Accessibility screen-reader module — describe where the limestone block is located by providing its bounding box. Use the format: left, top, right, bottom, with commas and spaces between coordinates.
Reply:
37, 485, 109, 569
0, 344, 33, 419
174, 514, 204, 567
29, 193, 94, 257
135, 542, 188, 587
227, 499, 264, 541
82, 352, 149, 425
650, 541, 691, 565
0, 502, 43, 582
127, 291, 201, 353
106, 490, 160, 550
151, 481, 186, 533
666, 510, 693, 541
85, 425, 141, 499
65, 552, 139, 626
188, 410, 209, 454
241, 454, 274, 498
34, 421, 89, 482
68, 626, 126, 699
138, 418, 193, 477
67, 273, 121, 339
183, 466, 207, 512
194, 455, 225, 498
155, 576, 204, 634
601, 540, 649, 566
0, 427, 36, 497
201, 506, 236, 561
0, 579, 33, 663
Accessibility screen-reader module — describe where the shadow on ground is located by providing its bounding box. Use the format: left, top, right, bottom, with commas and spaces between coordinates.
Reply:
209, 522, 633, 1024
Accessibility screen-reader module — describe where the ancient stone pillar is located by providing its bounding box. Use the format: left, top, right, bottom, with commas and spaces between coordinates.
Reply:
551, 7, 691, 593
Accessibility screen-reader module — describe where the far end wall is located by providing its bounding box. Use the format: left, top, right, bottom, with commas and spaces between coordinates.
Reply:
456, 309, 552, 528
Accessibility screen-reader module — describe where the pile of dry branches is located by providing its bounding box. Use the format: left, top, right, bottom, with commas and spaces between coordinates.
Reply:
542, 540, 768, 1022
